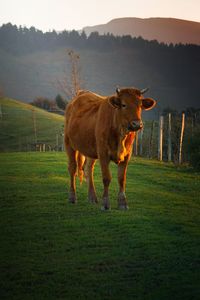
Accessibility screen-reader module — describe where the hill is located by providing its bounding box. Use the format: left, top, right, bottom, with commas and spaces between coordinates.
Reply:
0, 46, 200, 113
0, 152, 200, 299
0, 23, 200, 112
0, 97, 64, 152
83, 17, 200, 45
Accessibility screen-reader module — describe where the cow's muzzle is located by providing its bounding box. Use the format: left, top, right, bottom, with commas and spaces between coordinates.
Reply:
128, 120, 143, 131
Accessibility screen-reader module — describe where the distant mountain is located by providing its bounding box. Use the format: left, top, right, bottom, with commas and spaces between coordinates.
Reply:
0, 23, 200, 114
83, 17, 200, 45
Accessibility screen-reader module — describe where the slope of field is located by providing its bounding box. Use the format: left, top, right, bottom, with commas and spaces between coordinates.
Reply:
0, 98, 64, 151
0, 152, 199, 299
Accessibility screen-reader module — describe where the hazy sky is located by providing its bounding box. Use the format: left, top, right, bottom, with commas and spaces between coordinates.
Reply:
0, 0, 199, 31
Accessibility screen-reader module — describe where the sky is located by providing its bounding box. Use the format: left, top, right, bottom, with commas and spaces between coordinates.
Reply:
0, 0, 199, 31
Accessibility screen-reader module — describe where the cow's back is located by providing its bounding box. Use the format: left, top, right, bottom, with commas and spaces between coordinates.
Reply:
65, 91, 106, 158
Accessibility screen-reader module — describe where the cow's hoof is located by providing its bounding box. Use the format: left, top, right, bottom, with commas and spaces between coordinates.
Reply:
88, 194, 98, 204
118, 205, 129, 210
69, 198, 77, 204
118, 192, 128, 210
102, 197, 110, 211
101, 206, 111, 211
69, 192, 77, 204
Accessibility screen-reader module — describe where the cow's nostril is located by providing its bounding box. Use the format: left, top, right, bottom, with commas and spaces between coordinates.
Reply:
132, 120, 143, 128
128, 120, 143, 131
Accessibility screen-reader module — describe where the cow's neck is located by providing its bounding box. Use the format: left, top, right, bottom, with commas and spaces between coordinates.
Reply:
103, 102, 135, 163
117, 130, 135, 163
111, 112, 135, 163
113, 110, 130, 139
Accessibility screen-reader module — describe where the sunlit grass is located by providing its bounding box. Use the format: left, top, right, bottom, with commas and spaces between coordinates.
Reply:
0, 152, 200, 300
0, 98, 64, 152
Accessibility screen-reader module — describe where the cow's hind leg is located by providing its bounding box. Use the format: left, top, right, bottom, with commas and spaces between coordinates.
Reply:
84, 158, 98, 203
65, 139, 77, 203
99, 157, 111, 210
117, 155, 130, 210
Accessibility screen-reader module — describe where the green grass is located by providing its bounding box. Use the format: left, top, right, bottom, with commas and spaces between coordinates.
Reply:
0, 152, 200, 300
0, 98, 64, 151
0, 96, 162, 158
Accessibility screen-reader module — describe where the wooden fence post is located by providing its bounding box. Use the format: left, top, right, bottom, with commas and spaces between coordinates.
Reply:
149, 120, 155, 158
139, 128, 143, 156
56, 133, 59, 151
158, 116, 164, 161
0, 104, 2, 120
32, 109, 37, 144
178, 112, 185, 164
168, 113, 172, 162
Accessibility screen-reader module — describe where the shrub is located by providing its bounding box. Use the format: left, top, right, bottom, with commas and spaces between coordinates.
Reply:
188, 133, 200, 170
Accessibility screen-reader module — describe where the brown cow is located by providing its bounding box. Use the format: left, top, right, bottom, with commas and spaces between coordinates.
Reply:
64, 87, 156, 210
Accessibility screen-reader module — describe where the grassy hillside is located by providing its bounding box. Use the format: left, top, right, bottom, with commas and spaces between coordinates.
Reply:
0, 152, 199, 299
0, 96, 159, 156
0, 97, 64, 151
0, 96, 161, 158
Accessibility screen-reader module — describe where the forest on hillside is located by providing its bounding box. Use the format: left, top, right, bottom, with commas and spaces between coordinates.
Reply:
1, 23, 199, 54
0, 23, 200, 111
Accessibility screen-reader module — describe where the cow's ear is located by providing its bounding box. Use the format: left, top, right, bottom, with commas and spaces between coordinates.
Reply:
109, 96, 121, 109
142, 98, 157, 110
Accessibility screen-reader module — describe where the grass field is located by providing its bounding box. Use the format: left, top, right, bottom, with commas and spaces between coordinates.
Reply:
0, 152, 200, 300
0, 97, 157, 157
0, 98, 64, 152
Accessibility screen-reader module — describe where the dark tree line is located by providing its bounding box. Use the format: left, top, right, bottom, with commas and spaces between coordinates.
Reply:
0, 23, 199, 56
31, 94, 67, 112
1, 23, 199, 94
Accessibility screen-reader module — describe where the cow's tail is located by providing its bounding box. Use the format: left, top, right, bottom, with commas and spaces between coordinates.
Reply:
76, 152, 85, 185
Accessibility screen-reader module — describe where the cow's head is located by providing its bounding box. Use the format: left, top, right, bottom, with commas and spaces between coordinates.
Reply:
109, 87, 156, 131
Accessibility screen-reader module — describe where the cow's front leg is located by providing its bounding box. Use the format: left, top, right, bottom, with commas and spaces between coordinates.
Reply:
99, 156, 111, 210
65, 137, 77, 203
118, 155, 130, 210
84, 158, 98, 203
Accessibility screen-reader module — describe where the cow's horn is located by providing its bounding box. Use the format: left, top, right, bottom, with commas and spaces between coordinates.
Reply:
116, 87, 120, 95
140, 87, 149, 94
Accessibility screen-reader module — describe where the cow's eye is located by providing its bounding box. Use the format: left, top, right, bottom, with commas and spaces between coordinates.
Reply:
121, 104, 127, 108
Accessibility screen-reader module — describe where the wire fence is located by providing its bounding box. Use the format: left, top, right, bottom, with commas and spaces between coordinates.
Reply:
0, 104, 199, 164
134, 113, 200, 164
0, 105, 64, 152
